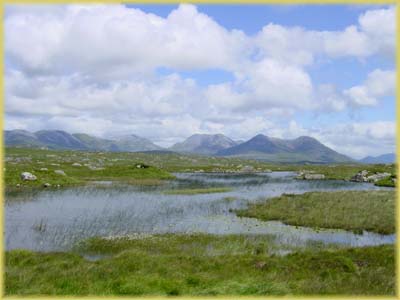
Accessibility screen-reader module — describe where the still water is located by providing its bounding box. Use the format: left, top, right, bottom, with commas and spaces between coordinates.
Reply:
5, 172, 395, 251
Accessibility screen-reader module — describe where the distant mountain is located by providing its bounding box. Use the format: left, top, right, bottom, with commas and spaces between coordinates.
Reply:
169, 134, 238, 155
5, 130, 44, 148
5, 130, 163, 152
72, 133, 119, 151
358, 153, 395, 164
4, 129, 356, 163
217, 134, 353, 163
35, 130, 87, 150
112, 135, 163, 152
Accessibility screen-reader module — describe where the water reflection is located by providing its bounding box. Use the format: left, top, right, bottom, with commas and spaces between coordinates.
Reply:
5, 172, 394, 251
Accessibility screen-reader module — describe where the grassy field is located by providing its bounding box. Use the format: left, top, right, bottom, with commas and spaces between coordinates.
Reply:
5, 147, 396, 190
236, 190, 395, 234
5, 234, 395, 296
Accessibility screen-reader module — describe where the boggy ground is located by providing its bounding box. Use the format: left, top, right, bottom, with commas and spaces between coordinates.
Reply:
5, 147, 396, 190
4, 147, 397, 296
5, 234, 395, 296
236, 190, 396, 234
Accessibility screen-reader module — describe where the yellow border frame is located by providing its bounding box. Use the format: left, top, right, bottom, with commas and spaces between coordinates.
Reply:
0, 1, 398, 300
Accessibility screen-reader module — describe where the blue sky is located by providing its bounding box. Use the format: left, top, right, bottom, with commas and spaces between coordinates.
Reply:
4, 4, 396, 158
129, 4, 396, 135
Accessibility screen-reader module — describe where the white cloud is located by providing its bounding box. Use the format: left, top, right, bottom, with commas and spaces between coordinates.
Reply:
5, 4, 249, 78
4, 4, 396, 155
344, 69, 395, 107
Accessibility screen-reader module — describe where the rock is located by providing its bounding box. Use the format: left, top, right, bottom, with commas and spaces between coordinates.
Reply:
135, 163, 149, 169
20, 172, 37, 181
50, 163, 60, 166
54, 170, 66, 176
350, 170, 369, 182
351, 170, 391, 183
72, 163, 82, 167
255, 261, 267, 269
43, 183, 51, 188
366, 172, 391, 183
296, 170, 317, 179
40, 168, 48, 171
240, 165, 255, 173
16, 184, 20, 187
304, 173, 325, 180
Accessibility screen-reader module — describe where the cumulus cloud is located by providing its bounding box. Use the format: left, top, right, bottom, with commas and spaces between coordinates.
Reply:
4, 4, 396, 155
5, 4, 249, 77
344, 69, 395, 107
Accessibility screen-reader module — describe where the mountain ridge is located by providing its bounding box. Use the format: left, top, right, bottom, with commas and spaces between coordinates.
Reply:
4, 129, 367, 164
169, 133, 238, 155
358, 153, 395, 164
5, 130, 162, 152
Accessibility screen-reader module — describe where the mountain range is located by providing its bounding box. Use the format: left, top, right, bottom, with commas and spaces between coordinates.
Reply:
5, 130, 161, 152
358, 153, 396, 164
169, 134, 239, 155
5, 129, 393, 164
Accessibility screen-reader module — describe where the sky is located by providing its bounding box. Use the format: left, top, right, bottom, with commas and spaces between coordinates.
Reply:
4, 4, 396, 158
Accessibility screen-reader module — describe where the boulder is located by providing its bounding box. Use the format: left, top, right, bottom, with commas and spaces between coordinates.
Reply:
366, 172, 391, 183
350, 170, 369, 182
54, 170, 66, 176
20, 172, 37, 181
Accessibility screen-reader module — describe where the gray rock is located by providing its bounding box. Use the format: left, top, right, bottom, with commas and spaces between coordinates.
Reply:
40, 168, 48, 171
20, 172, 37, 181
54, 170, 66, 176
240, 165, 255, 173
304, 173, 325, 180
72, 163, 82, 167
366, 172, 391, 183
351, 170, 369, 182
43, 183, 51, 188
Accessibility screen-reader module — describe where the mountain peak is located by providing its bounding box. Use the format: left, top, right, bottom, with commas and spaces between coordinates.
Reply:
170, 133, 238, 155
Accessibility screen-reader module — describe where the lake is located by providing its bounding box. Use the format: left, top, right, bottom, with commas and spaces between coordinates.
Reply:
5, 172, 395, 252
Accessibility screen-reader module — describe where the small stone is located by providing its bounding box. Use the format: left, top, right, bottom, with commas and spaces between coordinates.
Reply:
240, 165, 255, 173
43, 183, 51, 188
16, 184, 20, 187
54, 170, 66, 176
20, 172, 37, 181
255, 261, 267, 269
72, 163, 82, 167
304, 173, 325, 180
40, 168, 48, 171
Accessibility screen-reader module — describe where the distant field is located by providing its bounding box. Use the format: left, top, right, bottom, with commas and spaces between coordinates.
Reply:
236, 190, 395, 234
4, 147, 396, 190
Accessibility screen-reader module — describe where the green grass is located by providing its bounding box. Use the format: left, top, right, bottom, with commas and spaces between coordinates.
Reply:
375, 175, 395, 187
5, 148, 175, 190
236, 190, 395, 234
5, 234, 395, 296
5, 147, 396, 190
164, 187, 233, 195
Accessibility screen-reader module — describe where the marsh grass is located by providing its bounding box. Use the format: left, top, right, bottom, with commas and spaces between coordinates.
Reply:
5, 147, 396, 190
164, 187, 233, 195
236, 190, 395, 234
5, 234, 395, 296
